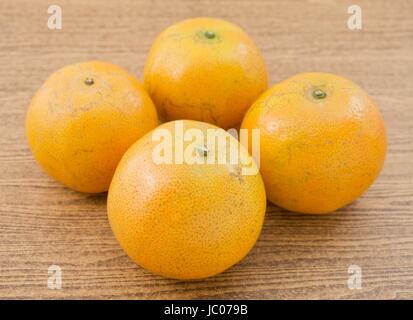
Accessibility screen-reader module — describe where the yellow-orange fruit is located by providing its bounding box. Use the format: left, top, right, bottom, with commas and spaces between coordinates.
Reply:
143, 17, 268, 129
107, 120, 266, 279
241, 72, 387, 214
26, 61, 159, 193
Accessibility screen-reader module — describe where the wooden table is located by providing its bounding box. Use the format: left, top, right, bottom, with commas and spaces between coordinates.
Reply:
1, 0, 412, 299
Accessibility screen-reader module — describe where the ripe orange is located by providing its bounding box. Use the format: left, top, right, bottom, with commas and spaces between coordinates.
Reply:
26, 61, 159, 193
143, 17, 268, 129
107, 120, 266, 279
241, 72, 387, 214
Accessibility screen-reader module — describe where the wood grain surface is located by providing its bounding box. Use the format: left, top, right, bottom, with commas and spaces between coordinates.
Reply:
0, 0, 412, 299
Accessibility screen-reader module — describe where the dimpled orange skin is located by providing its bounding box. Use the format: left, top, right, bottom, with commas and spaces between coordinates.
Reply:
107, 120, 266, 280
241, 72, 387, 214
143, 17, 268, 129
26, 61, 159, 193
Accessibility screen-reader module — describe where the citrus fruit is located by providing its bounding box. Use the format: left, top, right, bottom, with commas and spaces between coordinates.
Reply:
107, 120, 266, 279
26, 61, 159, 193
143, 17, 268, 129
241, 72, 387, 214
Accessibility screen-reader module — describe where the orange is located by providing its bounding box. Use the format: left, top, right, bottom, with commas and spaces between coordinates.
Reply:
143, 17, 268, 129
241, 72, 387, 214
107, 120, 266, 279
26, 61, 159, 193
